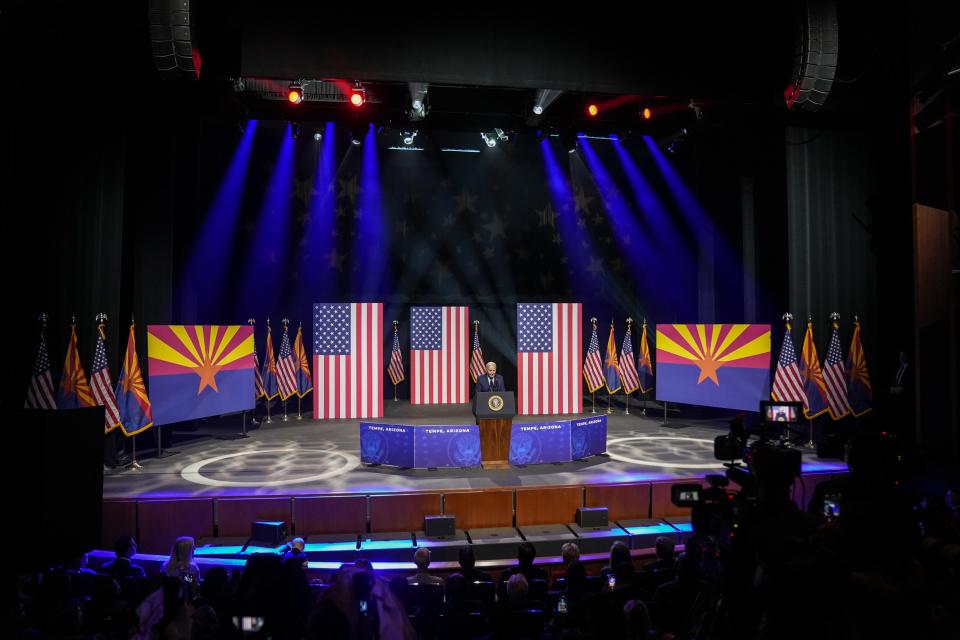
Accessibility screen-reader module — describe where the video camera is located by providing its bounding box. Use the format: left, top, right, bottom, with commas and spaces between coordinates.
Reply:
671, 401, 804, 539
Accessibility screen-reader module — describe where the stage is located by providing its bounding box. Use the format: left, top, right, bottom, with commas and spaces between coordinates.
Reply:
104, 402, 847, 499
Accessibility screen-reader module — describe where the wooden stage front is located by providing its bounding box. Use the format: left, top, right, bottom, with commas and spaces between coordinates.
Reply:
101, 403, 847, 554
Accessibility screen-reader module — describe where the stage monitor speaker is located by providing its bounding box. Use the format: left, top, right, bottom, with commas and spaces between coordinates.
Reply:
148, 0, 198, 77
251, 521, 287, 546
576, 507, 608, 528
784, 0, 838, 111
424, 515, 455, 537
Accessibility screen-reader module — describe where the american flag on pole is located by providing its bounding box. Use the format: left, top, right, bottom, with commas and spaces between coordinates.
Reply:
90, 317, 121, 433
619, 321, 640, 395
823, 315, 852, 420
771, 317, 806, 408
583, 319, 604, 393
24, 315, 56, 410
388, 322, 404, 385
277, 321, 298, 400
313, 303, 383, 419
517, 302, 583, 415
410, 306, 469, 404
470, 321, 485, 383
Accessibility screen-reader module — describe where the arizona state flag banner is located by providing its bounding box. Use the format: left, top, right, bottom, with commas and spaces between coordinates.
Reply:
845, 318, 872, 417
147, 325, 255, 425
57, 321, 96, 409
293, 323, 313, 398
655, 324, 771, 412
115, 323, 153, 436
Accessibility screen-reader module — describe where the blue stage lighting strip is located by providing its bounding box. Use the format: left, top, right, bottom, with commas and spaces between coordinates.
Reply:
619, 522, 677, 536
440, 148, 482, 153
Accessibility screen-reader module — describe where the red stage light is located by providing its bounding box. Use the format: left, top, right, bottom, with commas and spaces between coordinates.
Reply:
587, 104, 599, 117
287, 85, 303, 104
641, 107, 652, 120
350, 90, 365, 107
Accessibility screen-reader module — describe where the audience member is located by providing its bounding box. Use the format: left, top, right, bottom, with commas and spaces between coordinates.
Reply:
161, 535, 200, 581
550, 542, 582, 587
599, 540, 637, 588
102, 536, 147, 580
282, 536, 310, 569
500, 541, 548, 585
407, 547, 443, 586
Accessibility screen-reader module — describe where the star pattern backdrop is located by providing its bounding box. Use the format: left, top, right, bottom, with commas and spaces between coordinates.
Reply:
179, 122, 771, 399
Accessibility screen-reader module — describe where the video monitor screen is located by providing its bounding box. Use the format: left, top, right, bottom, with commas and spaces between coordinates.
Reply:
761, 401, 801, 424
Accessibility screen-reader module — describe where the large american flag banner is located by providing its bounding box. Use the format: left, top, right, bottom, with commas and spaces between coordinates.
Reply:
277, 322, 298, 400
517, 303, 583, 415
771, 320, 806, 408
90, 321, 121, 433
410, 306, 469, 404
823, 318, 852, 420
313, 303, 383, 419
24, 321, 56, 410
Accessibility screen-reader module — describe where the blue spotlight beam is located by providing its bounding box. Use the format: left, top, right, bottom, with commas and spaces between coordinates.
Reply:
576, 137, 660, 306
642, 135, 745, 321
540, 138, 601, 298
181, 121, 257, 318
238, 123, 295, 315
351, 124, 389, 297
298, 122, 340, 298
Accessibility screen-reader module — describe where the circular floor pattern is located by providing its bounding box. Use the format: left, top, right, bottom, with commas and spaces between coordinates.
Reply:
180, 448, 360, 487
606, 435, 724, 469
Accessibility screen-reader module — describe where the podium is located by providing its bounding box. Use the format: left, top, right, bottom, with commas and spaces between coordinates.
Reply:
472, 391, 516, 469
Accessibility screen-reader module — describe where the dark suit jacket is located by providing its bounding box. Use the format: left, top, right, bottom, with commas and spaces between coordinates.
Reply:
475, 374, 506, 393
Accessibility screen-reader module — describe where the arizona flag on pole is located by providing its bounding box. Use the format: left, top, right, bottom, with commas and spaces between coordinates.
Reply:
57, 320, 96, 409
637, 320, 654, 394
293, 323, 312, 397
250, 320, 265, 400
25, 314, 56, 410
604, 321, 622, 394
261, 321, 279, 401
619, 320, 640, 395
845, 318, 872, 417
115, 322, 153, 436
655, 324, 771, 412
799, 319, 830, 419
90, 316, 122, 433
147, 325, 255, 425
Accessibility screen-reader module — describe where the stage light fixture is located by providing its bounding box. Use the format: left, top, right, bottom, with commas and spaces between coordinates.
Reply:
402, 130, 418, 145
641, 106, 652, 120
408, 82, 429, 120
349, 84, 365, 107
494, 128, 509, 143
560, 130, 578, 154
532, 104, 544, 115
313, 130, 322, 141
531, 89, 562, 117
287, 84, 303, 104
349, 127, 363, 146
481, 132, 497, 148
587, 104, 599, 117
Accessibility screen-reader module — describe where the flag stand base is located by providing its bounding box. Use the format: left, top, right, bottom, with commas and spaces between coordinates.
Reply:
805, 421, 816, 449
606, 395, 613, 415
126, 435, 143, 470
624, 395, 630, 415
591, 393, 596, 414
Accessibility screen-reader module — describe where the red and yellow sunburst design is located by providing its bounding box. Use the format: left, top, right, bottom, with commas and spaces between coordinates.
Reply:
57, 324, 96, 409
655, 324, 771, 386
147, 325, 254, 395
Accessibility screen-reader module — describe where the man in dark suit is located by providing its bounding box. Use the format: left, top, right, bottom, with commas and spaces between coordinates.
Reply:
475, 361, 506, 393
